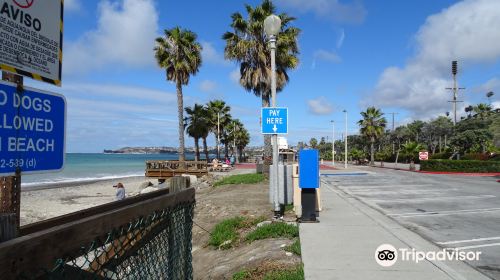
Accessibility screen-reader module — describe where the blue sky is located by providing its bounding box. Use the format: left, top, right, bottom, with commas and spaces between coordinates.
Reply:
24, 0, 500, 152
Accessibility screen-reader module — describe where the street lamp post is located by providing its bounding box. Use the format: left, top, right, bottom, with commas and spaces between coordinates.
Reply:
330, 120, 335, 167
343, 110, 347, 169
217, 111, 220, 160
264, 14, 281, 217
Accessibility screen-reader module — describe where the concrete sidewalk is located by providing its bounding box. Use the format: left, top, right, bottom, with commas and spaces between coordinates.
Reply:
299, 179, 490, 280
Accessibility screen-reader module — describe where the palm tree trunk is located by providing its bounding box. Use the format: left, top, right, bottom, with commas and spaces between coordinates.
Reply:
176, 80, 185, 161
370, 137, 375, 166
262, 97, 272, 163
202, 137, 209, 162
194, 137, 200, 161
225, 142, 229, 159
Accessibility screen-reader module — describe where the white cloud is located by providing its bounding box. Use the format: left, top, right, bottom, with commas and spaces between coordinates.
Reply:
230, 68, 241, 84
64, 0, 159, 75
201, 41, 230, 66
28, 81, 188, 152
370, 0, 500, 118
312, 49, 341, 69
308, 96, 333, 115
65, 0, 82, 12
199, 80, 217, 92
276, 0, 366, 24
471, 77, 500, 94
337, 29, 345, 49
493, 101, 500, 109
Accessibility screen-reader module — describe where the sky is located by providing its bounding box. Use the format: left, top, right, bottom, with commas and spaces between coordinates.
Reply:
22, 0, 500, 152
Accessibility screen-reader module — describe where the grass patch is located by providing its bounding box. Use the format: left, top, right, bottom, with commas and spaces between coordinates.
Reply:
246, 222, 299, 242
214, 173, 266, 187
209, 216, 267, 249
284, 204, 294, 212
264, 265, 304, 280
284, 239, 301, 256
232, 264, 304, 280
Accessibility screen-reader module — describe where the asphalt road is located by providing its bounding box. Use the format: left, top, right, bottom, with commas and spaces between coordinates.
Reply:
321, 167, 500, 280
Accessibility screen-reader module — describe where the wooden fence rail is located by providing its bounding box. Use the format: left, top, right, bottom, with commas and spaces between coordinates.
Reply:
0, 186, 195, 279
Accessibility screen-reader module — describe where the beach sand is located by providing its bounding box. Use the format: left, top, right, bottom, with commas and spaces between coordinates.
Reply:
20, 176, 152, 226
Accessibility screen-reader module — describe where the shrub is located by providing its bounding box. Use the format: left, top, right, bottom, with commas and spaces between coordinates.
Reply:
420, 160, 500, 173
430, 152, 453, 160
462, 153, 490, 161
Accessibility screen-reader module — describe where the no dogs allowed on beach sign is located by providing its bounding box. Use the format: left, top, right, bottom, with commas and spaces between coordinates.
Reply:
0, 80, 66, 175
0, 0, 63, 86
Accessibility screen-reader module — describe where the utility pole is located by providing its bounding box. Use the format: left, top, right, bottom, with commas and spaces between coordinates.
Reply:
1, 72, 23, 242
343, 110, 348, 169
446, 61, 465, 126
330, 120, 335, 167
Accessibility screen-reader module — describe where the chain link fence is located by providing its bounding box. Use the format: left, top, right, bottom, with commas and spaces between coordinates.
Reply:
0, 187, 195, 280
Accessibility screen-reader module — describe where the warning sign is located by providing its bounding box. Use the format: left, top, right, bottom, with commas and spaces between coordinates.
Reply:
0, 0, 63, 86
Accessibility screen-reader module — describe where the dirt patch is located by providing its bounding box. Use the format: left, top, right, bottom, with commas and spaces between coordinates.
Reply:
192, 182, 301, 279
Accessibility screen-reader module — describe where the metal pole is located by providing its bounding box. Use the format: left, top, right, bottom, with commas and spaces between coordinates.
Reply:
269, 35, 280, 215
453, 74, 457, 126
331, 120, 335, 167
217, 112, 220, 159
344, 110, 347, 169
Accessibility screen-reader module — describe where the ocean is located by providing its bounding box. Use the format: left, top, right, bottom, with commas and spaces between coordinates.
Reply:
22, 153, 202, 188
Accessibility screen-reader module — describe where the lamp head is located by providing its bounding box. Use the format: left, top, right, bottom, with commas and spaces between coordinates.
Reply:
264, 14, 281, 37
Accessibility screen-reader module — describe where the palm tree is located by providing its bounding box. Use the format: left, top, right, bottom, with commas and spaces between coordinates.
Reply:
473, 103, 493, 119
223, 0, 300, 161
358, 107, 387, 165
225, 119, 244, 160
235, 127, 251, 162
465, 105, 474, 118
402, 141, 423, 171
184, 104, 209, 161
154, 27, 202, 161
486, 91, 494, 104
207, 100, 232, 159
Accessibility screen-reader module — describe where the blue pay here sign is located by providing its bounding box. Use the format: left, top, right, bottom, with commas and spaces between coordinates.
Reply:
261, 107, 288, 134
0, 80, 66, 175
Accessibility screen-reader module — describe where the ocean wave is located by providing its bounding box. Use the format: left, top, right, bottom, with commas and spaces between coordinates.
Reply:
22, 173, 144, 188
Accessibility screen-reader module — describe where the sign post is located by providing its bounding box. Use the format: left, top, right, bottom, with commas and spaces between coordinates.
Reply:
0, 0, 64, 86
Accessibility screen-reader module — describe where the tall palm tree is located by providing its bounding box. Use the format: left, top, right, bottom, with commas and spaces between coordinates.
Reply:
184, 104, 209, 161
225, 119, 244, 160
358, 107, 387, 165
235, 127, 251, 162
223, 0, 300, 161
486, 91, 494, 104
207, 100, 232, 159
154, 27, 202, 161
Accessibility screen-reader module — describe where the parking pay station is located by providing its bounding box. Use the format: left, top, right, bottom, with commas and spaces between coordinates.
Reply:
299, 149, 320, 222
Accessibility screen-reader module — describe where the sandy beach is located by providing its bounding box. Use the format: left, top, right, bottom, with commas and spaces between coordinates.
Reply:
20, 176, 151, 226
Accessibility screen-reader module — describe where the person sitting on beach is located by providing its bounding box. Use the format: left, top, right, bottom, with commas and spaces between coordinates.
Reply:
212, 158, 219, 167
113, 182, 126, 201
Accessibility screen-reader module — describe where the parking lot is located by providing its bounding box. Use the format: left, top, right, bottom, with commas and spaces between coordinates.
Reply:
322, 168, 500, 279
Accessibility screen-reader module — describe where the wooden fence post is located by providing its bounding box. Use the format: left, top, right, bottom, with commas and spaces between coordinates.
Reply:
0, 72, 23, 242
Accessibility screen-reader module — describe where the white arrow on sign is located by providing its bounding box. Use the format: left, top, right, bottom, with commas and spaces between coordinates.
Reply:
273, 124, 278, 132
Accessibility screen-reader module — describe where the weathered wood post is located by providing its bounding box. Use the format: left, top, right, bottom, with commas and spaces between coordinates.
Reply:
0, 72, 23, 242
